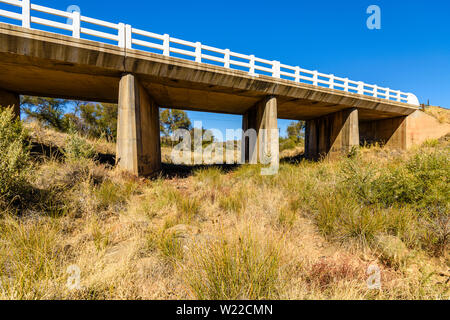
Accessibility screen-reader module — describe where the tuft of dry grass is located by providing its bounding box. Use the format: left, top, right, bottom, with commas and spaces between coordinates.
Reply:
183, 228, 282, 300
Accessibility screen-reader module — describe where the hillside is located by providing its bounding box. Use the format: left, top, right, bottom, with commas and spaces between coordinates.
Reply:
0, 111, 449, 300
423, 106, 450, 124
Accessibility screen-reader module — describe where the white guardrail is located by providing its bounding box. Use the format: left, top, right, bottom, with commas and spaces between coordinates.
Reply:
0, 0, 420, 106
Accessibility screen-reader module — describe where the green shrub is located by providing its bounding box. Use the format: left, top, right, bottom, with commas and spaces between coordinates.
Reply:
0, 108, 31, 202
64, 129, 96, 162
340, 150, 449, 209
371, 166, 420, 206
405, 151, 449, 208
280, 138, 297, 152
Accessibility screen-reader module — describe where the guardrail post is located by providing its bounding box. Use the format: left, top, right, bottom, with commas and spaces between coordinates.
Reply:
344, 78, 349, 92
313, 71, 318, 86
329, 74, 334, 89
295, 66, 300, 83
272, 60, 280, 78
163, 34, 170, 57
224, 49, 230, 68
373, 85, 378, 98
385, 89, 390, 101
195, 42, 202, 63
357, 81, 364, 94
125, 24, 132, 49
118, 23, 125, 48
249, 55, 256, 76
72, 11, 81, 39
21, 0, 31, 28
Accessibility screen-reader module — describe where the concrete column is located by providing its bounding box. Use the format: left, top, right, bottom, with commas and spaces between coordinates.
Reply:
305, 108, 359, 160
242, 96, 279, 166
116, 74, 161, 176
359, 116, 407, 149
0, 89, 20, 119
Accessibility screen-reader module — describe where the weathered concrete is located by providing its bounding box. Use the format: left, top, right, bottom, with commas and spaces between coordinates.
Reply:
360, 116, 406, 149
305, 108, 359, 159
360, 110, 450, 149
116, 74, 161, 176
0, 88, 20, 118
242, 96, 279, 167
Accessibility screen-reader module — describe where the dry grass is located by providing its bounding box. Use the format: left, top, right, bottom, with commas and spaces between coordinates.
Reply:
423, 106, 450, 124
0, 121, 449, 300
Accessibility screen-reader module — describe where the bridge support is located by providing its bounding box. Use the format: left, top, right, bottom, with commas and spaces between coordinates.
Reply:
0, 89, 20, 119
116, 74, 161, 176
305, 108, 359, 160
242, 96, 279, 166
359, 117, 407, 149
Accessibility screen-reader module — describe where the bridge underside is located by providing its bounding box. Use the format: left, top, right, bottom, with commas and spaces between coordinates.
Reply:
0, 23, 429, 176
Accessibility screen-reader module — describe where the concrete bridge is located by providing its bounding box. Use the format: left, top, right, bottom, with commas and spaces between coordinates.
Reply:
1, 0, 441, 176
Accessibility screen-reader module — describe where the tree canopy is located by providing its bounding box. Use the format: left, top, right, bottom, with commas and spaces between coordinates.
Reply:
286, 121, 305, 142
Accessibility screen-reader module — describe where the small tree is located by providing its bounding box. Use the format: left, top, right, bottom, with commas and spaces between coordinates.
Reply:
286, 121, 305, 142
160, 109, 192, 146
77, 102, 118, 141
21, 96, 69, 131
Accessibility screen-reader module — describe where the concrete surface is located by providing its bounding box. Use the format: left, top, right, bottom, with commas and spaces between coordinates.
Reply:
116, 74, 161, 176
242, 96, 279, 165
0, 88, 20, 118
305, 108, 359, 159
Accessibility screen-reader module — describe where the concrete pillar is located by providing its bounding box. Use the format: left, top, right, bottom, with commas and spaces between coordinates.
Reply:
359, 116, 407, 149
0, 89, 20, 119
242, 96, 279, 167
305, 108, 359, 160
116, 74, 161, 176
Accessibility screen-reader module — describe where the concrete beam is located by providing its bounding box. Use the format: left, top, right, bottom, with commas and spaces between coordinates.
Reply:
116, 74, 161, 176
0, 88, 20, 119
305, 108, 359, 159
242, 96, 279, 168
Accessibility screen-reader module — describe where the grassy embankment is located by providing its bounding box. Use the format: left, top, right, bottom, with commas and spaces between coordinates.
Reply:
0, 107, 448, 300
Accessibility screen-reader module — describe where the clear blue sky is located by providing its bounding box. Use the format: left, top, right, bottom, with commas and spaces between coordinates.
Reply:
4, 0, 449, 137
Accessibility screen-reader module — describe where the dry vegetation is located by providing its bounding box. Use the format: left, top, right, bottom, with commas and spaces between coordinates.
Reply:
0, 107, 449, 300
422, 106, 450, 124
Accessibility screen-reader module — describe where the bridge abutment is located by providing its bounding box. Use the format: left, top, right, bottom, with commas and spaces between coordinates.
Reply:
116, 74, 161, 176
0, 89, 20, 119
305, 108, 359, 159
359, 116, 407, 149
242, 96, 279, 166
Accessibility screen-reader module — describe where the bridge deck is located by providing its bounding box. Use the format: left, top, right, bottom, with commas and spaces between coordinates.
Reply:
0, 23, 417, 121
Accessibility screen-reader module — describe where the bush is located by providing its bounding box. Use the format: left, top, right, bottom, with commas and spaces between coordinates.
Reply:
340, 150, 449, 209
0, 108, 31, 202
279, 137, 300, 152
64, 129, 96, 162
